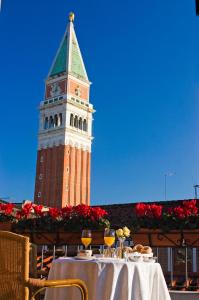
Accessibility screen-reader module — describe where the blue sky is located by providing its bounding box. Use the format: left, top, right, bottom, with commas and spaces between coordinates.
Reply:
0, 0, 199, 205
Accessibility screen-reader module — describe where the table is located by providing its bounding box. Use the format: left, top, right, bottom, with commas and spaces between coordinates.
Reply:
45, 258, 171, 300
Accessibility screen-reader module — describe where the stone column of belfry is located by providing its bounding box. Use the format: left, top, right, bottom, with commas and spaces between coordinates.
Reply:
34, 12, 95, 208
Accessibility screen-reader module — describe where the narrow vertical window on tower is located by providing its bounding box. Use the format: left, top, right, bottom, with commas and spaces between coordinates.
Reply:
44, 117, 48, 129
49, 116, 54, 128
83, 119, 87, 131
74, 116, 78, 128
34, 13, 94, 207
59, 113, 63, 126
79, 117, 83, 130
70, 114, 74, 126
54, 114, 58, 127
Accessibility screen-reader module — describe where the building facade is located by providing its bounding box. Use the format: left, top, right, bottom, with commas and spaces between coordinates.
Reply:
34, 13, 94, 207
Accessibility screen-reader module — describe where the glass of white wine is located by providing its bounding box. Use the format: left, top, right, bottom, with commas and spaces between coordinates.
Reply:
81, 229, 92, 249
104, 228, 115, 256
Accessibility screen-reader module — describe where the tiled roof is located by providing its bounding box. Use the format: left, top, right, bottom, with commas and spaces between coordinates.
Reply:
0, 199, 8, 204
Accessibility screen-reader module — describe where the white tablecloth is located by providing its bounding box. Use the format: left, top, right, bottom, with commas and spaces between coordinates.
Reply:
45, 258, 171, 300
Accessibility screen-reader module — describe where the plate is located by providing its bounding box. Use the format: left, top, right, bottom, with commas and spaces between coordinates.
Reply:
74, 256, 96, 260
143, 257, 157, 263
96, 257, 124, 261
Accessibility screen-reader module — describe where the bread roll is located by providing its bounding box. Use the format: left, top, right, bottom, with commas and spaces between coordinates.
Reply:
141, 246, 152, 254
132, 244, 144, 253
124, 246, 133, 253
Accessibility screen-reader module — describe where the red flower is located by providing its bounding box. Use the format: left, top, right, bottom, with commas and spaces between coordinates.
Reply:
183, 199, 197, 209
48, 207, 60, 219
16, 210, 24, 220
135, 203, 162, 219
173, 206, 186, 219
150, 204, 163, 219
135, 203, 147, 217
70, 205, 108, 220
171, 200, 199, 220
20, 203, 33, 217
192, 206, 198, 215
145, 204, 153, 218
61, 206, 73, 218
166, 207, 173, 216
74, 204, 91, 218
0, 203, 15, 215
182, 200, 198, 216
33, 204, 44, 216
91, 207, 108, 221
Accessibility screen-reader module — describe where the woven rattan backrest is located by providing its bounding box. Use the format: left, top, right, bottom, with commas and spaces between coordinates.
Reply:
0, 231, 30, 300
29, 243, 37, 278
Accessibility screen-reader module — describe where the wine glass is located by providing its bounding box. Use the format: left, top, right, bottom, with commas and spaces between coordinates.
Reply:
104, 228, 115, 256
81, 229, 92, 249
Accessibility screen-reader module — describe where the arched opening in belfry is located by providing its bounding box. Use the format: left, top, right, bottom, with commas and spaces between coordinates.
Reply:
74, 116, 78, 128
83, 119, 87, 131
70, 114, 74, 126
49, 116, 54, 128
44, 117, 49, 129
54, 114, 58, 127
59, 113, 63, 126
79, 117, 83, 130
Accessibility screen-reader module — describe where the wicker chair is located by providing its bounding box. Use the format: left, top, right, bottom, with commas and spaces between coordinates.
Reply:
29, 243, 38, 278
0, 231, 88, 300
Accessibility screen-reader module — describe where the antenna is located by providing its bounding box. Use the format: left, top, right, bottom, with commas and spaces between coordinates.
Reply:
164, 172, 175, 201
196, 0, 199, 15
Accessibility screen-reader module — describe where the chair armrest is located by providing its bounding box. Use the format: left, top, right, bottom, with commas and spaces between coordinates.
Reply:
27, 278, 46, 288
28, 278, 88, 300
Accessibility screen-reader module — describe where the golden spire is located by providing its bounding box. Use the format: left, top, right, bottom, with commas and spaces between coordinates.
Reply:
69, 12, 75, 22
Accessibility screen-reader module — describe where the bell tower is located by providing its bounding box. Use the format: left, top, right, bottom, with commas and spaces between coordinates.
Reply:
34, 13, 94, 207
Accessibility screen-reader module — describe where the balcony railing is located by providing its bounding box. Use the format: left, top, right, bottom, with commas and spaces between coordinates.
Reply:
7, 228, 199, 292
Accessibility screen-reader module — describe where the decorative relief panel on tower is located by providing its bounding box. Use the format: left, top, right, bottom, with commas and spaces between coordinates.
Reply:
68, 79, 88, 100
75, 85, 81, 97
46, 79, 66, 99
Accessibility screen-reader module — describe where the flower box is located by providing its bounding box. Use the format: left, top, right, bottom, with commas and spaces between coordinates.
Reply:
132, 229, 199, 247
58, 230, 104, 245
11, 228, 199, 247
13, 230, 104, 246
0, 222, 13, 231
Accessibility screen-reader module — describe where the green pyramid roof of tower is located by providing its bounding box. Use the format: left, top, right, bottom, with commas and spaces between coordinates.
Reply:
50, 36, 67, 77
48, 16, 88, 81
70, 32, 87, 80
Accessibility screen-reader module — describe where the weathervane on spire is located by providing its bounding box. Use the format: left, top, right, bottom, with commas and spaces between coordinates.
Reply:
69, 12, 75, 22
